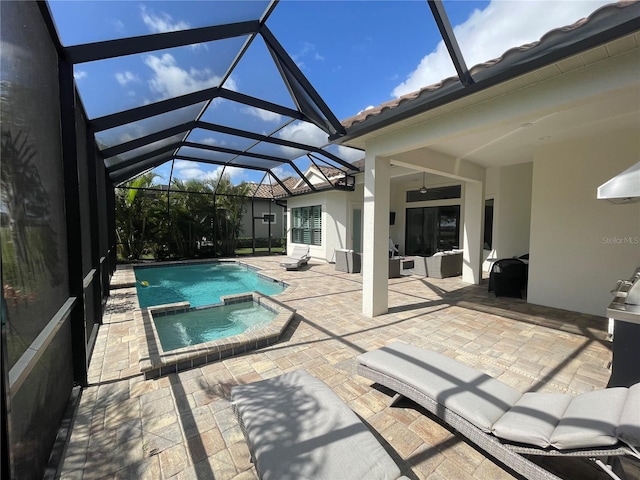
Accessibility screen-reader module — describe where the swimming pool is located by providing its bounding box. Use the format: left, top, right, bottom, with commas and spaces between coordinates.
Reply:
154, 301, 277, 352
134, 262, 285, 308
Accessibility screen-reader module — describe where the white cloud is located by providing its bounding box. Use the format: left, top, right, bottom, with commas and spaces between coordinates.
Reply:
277, 122, 327, 147
174, 160, 195, 170
213, 166, 245, 182
243, 107, 282, 123
74, 70, 88, 80
200, 137, 224, 146
115, 71, 139, 86
221, 75, 238, 92
112, 19, 125, 33
139, 6, 206, 50
171, 161, 246, 183
269, 166, 295, 179
140, 6, 190, 33
176, 167, 206, 180
292, 42, 325, 71
144, 53, 222, 99
336, 145, 364, 163
276, 122, 328, 158
357, 105, 375, 115
392, 0, 612, 98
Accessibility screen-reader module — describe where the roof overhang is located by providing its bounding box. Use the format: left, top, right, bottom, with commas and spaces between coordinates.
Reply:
335, 1, 640, 149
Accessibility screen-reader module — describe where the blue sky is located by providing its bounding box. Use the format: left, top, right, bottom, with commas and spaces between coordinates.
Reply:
48, 0, 612, 185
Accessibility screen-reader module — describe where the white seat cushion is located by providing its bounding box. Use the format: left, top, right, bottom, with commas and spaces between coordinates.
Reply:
357, 342, 522, 432
550, 387, 628, 450
231, 370, 403, 480
492, 392, 573, 447
617, 383, 640, 447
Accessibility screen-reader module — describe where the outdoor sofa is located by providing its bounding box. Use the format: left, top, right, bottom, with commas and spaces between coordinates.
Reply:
413, 249, 463, 278
356, 342, 640, 480
279, 245, 310, 270
231, 370, 409, 480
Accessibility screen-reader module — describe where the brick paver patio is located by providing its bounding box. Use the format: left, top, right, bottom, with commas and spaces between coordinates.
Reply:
56, 257, 636, 480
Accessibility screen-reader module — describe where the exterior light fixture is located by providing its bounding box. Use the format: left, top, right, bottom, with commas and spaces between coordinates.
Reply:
419, 172, 428, 194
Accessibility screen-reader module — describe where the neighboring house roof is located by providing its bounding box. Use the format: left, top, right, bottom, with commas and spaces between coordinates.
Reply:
292, 159, 365, 190
338, 0, 639, 140
249, 177, 297, 199
286, 158, 365, 195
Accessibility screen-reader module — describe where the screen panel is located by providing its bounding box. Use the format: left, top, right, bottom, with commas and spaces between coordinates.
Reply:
1, 3, 75, 479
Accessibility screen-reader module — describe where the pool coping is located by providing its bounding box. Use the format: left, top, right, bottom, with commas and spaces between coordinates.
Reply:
135, 292, 296, 379
117, 258, 287, 290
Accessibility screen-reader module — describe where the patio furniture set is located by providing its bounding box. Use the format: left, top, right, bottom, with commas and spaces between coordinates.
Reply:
333, 249, 464, 279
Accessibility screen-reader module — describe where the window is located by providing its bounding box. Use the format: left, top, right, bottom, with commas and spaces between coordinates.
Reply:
262, 213, 275, 224
484, 199, 494, 250
406, 185, 461, 203
291, 205, 321, 246
405, 205, 460, 256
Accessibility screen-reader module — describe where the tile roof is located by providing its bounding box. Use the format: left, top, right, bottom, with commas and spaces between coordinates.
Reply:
341, 1, 638, 131
315, 159, 365, 179
267, 159, 364, 197
249, 176, 297, 199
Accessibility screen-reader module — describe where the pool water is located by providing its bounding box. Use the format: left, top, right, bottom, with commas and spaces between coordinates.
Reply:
154, 302, 277, 351
134, 262, 284, 308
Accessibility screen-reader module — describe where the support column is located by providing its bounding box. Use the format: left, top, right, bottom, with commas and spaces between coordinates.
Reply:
59, 58, 88, 387
462, 180, 484, 284
362, 152, 391, 317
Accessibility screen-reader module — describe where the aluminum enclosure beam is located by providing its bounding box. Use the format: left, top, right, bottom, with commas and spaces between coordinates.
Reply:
428, 0, 474, 86
90, 87, 305, 132
65, 21, 261, 64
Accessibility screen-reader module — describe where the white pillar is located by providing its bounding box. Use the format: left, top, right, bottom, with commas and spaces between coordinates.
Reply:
462, 180, 484, 284
362, 152, 390, 317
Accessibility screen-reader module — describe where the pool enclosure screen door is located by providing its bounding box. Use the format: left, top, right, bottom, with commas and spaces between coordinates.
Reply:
405, 206, 460, 256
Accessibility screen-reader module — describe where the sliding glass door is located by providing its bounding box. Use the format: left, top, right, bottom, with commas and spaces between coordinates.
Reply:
405, 205, 460, 256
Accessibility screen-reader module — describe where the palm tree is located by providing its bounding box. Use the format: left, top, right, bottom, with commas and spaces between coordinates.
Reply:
115, 171, 253, 260
169, 178, 214, 257
213, 175, 251, 256
115, 172, 159, 260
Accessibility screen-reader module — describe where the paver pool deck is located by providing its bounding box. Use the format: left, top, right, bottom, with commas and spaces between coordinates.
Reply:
56, 257, 636, 480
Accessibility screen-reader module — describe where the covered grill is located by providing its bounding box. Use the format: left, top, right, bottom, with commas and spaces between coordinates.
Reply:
606, 267, 640, 387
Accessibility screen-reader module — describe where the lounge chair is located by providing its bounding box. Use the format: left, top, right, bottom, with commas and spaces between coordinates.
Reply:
231, 370, 410, 480
279, 245, 310, 270
357, 342, 640, 480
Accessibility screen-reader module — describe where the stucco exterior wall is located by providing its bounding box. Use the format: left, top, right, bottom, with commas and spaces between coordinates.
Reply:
238, 199, 285, 240
484, 163, 533, 269
286, 190, 356, 262
528, 128, 640, 317
497, 163, 532, 258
